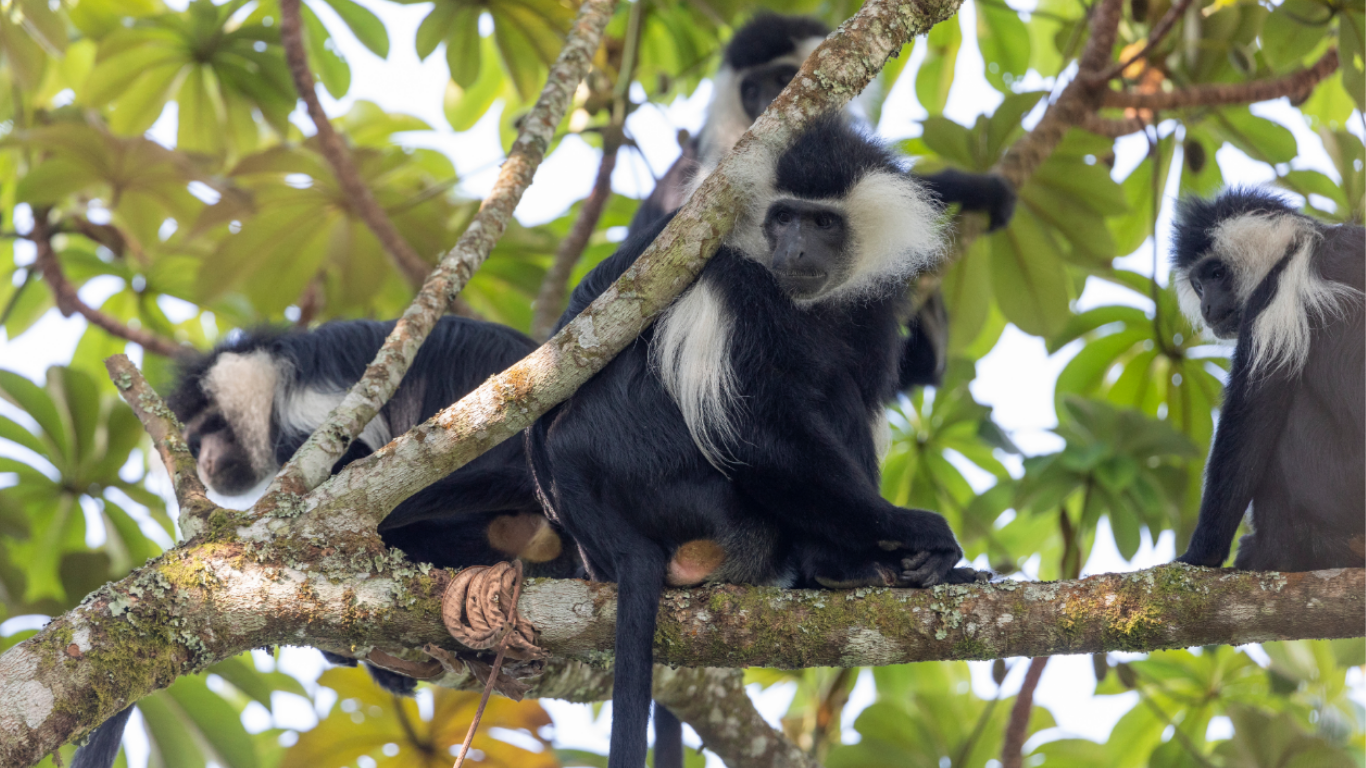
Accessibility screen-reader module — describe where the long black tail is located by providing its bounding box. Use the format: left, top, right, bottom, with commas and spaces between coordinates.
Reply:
71, 705, 133, 768
652, 704, 684, 768
608, 549, 667, 768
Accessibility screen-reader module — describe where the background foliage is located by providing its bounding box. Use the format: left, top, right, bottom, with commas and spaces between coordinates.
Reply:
0, 0, 1362, 764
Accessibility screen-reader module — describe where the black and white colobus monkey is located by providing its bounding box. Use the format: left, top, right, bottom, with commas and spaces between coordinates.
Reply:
629, 12, 1016, 391
526, 117, 972, 768
1170, 188, 1364, 572
72, 318, 581, 768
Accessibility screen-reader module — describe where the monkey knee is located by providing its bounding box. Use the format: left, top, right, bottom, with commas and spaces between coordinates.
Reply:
487, 513, 563, 563
666, 539, 727, 586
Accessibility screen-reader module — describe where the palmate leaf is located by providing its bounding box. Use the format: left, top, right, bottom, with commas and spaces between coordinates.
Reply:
914, 15, 960, 116
412, 0, 575, 101
975, 0, 1030, 92
282, 667, 557, 768
80, 0, 295, 158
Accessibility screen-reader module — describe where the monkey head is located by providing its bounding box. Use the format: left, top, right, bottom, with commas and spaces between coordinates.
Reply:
169, 349, 283, 496
1171, 187, 1312, 339
736, 117, 945, 305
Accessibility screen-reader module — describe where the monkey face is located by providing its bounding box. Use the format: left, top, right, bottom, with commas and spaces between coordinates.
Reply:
184, 410, 268, 495
739, 63, 799, 121
1188, 257, 1242, 337
762, 200, 849, 300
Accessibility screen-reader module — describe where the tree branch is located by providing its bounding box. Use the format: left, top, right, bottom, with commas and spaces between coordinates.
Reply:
1101, 49, 1339, 110
1079, 111, 1151, 138
531, 127, 623, 341
104, 355, 215, 530
277, 0, 432, 290
2, 555, 1359, 767
258, 0, 620, 502
654, 668, 823, 768
30, 211, 185, 359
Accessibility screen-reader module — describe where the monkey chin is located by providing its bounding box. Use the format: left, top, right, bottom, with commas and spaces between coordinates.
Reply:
666, 539, 728, 587
487, 513, 564, 563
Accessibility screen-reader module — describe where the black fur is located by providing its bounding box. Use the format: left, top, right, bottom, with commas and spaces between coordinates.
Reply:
723, 13, 829, 70
1171, 189, 1365, 572
534, 119, 965, 768
1171, 186, 1301, 271
70, 705, 133, 768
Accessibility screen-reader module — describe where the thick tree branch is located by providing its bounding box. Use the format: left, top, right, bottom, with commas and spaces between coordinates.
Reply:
277, 0, 432, 289
654, 668, 823, 768
531, 127, 623, 340
2, 556, 1359, 767
1101, 49, 1339, 110
30, 212, 185, 359
283, 0, 969, 542
259, 0, 620, 502
104, 355, 214, 530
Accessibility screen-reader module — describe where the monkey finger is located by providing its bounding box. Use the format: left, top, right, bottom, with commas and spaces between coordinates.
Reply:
900, 550, 932, 570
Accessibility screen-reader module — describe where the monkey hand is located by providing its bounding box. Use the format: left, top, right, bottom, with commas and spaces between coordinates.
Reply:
984, 176, 1017, 232
873, 508, 964, 587
1174, 549, 1227, 568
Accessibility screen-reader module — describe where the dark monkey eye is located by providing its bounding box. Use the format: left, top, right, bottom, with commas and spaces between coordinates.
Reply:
776, 210, 794, 225
814, 213, 834, 229
1211, 265, 1226, 281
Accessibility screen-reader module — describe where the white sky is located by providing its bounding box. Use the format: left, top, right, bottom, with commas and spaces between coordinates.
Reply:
1, 0, 1362, 764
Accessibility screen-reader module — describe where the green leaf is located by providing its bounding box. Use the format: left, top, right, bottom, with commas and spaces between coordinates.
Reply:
443, 6, 483, 88
444, 36, 506, 133
302, 3, 350, 99
318, 0, 389, 58
989, 207, 1071, 337
1210, 108, 1299, 165
167, 676, 259, 768
1260, 0, 1329, 70
138, 694, 209, 768
915, 16, 961, 115
0, 370, 70, 461
976, 0, 1031, 92
1339, 8, 1365, 112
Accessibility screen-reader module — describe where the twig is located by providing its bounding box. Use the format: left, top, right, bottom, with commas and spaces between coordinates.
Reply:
257, 0, 620, 504
277, 0, 433, 289
1101, 49, 1339, 110
452, 561, 526, 768
530, 128, 623, 340
31, 211, 185, 359
1098, 0, 1196, 81
1000, 656, 1049, 768
104, 354, 215, 528
1079, 111, 1151, 137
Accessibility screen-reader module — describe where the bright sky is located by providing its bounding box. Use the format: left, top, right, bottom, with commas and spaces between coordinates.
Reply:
0, 0, 1362, 764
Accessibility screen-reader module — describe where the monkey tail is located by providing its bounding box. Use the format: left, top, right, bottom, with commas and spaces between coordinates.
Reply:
653, 704, 685, 768
607, 547, 667, 768
70, 705, 133, 768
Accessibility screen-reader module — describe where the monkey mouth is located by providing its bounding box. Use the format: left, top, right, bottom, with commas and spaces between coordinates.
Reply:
776, 271, 828, 296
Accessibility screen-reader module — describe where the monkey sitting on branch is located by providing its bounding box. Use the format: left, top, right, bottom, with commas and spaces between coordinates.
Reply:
1170, 187, 1364, 572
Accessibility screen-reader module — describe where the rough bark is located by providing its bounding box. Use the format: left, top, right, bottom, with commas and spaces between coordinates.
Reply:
654, 668, 823, 768
1, 555, 1358, 767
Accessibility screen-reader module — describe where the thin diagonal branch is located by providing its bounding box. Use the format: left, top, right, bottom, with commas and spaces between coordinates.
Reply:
1080, 111, 1151, 137
531, 127, 623, 340
31, 211, 185, 359
1098, 0, 1196, 81
258, 0, 620, 504
1101, 49, 1339, 110
104, 354, 215, 528
1000, 657, 1049, 768
277, 0, 432, 289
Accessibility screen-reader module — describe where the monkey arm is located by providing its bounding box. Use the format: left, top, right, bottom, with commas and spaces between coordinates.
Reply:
729, 417, 961, 558
915, 168, 1017, 232
1177, 264, 1297, 567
